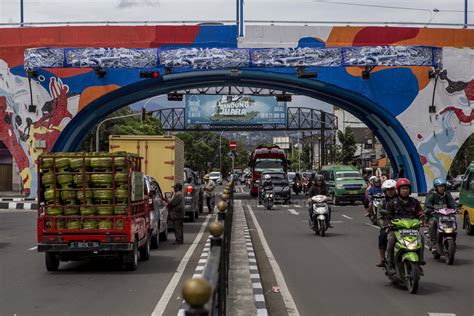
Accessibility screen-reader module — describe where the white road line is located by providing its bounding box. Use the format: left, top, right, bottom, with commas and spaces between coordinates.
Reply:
247, 205, 300, 316
257, 205, 263, 208
28, 246, 37, 251
365, 223, 380, 230
151, 214, 211, 316
288, 209, 299, 215
341, 214, 353, 220
428, 313, 456, 316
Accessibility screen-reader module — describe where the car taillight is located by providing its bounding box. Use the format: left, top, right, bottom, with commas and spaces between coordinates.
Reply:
105, 235, 127, 242
42, 236, 63, 243
187, 186, 193, 194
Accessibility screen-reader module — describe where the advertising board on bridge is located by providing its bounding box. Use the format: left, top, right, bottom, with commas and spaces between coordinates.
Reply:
185, 95, 287, 126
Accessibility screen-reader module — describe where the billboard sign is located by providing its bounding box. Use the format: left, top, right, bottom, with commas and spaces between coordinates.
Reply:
185, 95, 286, 126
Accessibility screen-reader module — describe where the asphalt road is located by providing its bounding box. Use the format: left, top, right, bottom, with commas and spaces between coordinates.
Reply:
0, 185, 226, 316
238, 186, 474, 316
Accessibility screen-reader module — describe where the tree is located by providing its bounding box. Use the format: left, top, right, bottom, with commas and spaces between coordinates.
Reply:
80, 107, 163, 151
449, 133, 474, 176
337, 127, 357, 165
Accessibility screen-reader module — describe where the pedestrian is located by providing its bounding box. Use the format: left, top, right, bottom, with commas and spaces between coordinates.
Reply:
167, 183, 185, 245
398, 164, 405, 178
203, 174, 216, 213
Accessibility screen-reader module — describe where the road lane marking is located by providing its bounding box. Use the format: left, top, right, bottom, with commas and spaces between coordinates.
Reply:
365, 223, 380, 230
257, 205, 263, 208
341, 214, 353, 220
288, 209, 299, 215
28, 246, 37, 251
151, 214, 211, 316
428, 313, 456, 316
247, 205, 300, 316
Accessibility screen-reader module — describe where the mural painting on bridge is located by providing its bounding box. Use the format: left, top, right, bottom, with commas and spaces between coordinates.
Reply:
0, 25, 473, 196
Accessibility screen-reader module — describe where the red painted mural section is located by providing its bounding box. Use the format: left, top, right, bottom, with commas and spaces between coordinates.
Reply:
352, 27, 419, 46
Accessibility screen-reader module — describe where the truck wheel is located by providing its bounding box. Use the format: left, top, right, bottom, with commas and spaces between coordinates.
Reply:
334, 197, 341, 206
139, 236, 151, 261
159, 228, 169, 242
124, 240, 138, 271
45, 252, 60, 272
151, 231, 159, 249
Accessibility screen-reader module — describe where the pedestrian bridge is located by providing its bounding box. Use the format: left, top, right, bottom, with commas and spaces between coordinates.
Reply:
0, 24, 473, 196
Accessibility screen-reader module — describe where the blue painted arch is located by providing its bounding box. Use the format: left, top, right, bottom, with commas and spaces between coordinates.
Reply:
52, 70, 427, 192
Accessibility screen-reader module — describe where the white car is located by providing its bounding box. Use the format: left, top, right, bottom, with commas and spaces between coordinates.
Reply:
209, 172, 223, 185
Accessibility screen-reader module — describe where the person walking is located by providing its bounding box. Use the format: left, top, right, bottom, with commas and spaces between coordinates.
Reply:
398, 164, 405, 178
203, 174, 216, 213
167, 183, 185, 245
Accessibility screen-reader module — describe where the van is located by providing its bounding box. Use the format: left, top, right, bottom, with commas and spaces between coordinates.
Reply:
459, 162, 474, 235
320, 165, 367, 205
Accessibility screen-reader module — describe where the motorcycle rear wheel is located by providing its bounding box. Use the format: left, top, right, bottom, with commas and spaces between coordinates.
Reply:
405, 261, 420, 294
444, 239, 456, 265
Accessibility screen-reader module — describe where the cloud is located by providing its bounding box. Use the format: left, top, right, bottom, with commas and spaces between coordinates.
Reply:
117, 0, 159, 9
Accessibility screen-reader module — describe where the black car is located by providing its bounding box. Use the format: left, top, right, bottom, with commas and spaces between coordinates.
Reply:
259, 171, 291, 204
184, 167, 204, 222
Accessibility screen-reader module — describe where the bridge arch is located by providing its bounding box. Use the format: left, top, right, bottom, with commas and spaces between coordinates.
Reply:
52, 69, 427, 192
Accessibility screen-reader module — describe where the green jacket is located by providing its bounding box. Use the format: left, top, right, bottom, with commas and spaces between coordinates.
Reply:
424, 191, 456, 217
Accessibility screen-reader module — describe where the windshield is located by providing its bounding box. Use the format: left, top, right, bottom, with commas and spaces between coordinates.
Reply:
335, 171, 362, 180
209, 172, 221, 177
254, 159, 284, 172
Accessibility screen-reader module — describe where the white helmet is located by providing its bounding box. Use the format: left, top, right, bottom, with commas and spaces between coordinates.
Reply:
382, 179, 397, 191
369, 176, 377, 183
264, 174, 271, 180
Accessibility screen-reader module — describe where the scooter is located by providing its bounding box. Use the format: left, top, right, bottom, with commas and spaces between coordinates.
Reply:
383, 218, 424, 294
293, 181, 302, 195
309, 195, 330, 237
370, 193, 385, 225
263, 190, 274, 210
425, 208, 458, 265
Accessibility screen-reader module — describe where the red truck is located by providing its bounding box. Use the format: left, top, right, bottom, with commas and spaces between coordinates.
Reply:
248, 145, 287, 197
37, 152, 151, 271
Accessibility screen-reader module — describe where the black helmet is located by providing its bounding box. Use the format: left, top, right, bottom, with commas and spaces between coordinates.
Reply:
315, 175, 324, 182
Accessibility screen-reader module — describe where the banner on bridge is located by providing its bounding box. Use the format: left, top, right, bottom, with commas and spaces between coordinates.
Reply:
184, 95, 287, 126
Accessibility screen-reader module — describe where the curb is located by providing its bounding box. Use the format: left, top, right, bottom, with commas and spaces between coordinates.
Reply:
0, 202, 37, 210
0, 198, 37, 202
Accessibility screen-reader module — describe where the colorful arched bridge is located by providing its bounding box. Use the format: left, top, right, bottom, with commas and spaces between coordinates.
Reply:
0, 25, 473, 196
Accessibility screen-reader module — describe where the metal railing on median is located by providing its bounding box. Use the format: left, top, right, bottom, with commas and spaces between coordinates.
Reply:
181, 179, 235, 316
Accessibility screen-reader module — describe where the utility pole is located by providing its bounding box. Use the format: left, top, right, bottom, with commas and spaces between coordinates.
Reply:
219, 131, 224, 173
20, 0, 24, 27
465, 0, 468, 29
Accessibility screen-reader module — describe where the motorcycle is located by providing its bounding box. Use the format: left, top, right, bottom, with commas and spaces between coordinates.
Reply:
370, 193, 385, 225
383, 218, 423, 294
425, 208, 458, 265
293, 181, 302, 195
309, 195, 330, 237
259, 187, 274, 210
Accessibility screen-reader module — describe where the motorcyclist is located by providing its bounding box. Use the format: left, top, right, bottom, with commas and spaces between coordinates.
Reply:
385, 178, 426, 271
307, 175, 332, 228
260, 174, 273, 201
293, 173, 302, 193
367, 177, 383, 220
424, 178, 457, 254
376, 179, 397, 267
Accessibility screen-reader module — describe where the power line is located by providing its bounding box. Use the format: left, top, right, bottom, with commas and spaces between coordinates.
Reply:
313, 0, 474, 13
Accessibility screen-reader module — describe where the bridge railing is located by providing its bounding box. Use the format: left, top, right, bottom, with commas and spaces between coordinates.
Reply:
181, 179, 234, 316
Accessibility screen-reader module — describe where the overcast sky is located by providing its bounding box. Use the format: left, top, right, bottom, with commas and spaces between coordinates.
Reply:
0, 0, 472, 25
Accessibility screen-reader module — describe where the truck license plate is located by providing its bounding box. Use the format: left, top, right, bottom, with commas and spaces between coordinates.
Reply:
71, 242, 99, 248
350, 191, 359, 194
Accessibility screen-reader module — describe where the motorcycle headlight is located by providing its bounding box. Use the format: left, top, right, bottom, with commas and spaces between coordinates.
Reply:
443, 227, 454, 233
404, 240, 418, 250
316, 208, 327, 214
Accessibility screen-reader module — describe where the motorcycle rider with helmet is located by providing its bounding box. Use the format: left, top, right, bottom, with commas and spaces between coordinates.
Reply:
385, 178, 426, 271
307, 175, 333, 228
259, 174, 274, 202
367, 177, 383, 220
376, 179, 398, 267
364, 176, 378, 215
424, 177, 457, 254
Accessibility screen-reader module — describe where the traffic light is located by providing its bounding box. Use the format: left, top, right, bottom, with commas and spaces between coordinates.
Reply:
167, 93, 183, 101
139, 71, 160, 78
276, 94, 292, 102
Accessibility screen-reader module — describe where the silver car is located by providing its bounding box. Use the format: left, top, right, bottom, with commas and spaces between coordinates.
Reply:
144, 176, 169, 248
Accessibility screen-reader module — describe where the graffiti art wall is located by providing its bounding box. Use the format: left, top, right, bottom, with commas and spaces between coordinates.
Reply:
0, 25, 472, 196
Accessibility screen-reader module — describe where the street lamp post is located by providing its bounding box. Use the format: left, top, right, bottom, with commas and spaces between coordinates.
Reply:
95, 112, 141, 152
219, 131, 224, 173
20, 0, 24, 27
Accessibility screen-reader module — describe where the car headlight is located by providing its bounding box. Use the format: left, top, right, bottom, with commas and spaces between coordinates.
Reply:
404, 240, 418, 250
336, 184, 343, 189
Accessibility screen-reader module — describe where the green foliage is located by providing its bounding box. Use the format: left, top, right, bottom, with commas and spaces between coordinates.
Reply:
80, 107, 162, 151
336, 127, 357, 165
450, 133, 474, 176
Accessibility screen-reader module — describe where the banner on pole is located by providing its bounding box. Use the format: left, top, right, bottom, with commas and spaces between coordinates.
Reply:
185, 95, 287, 125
